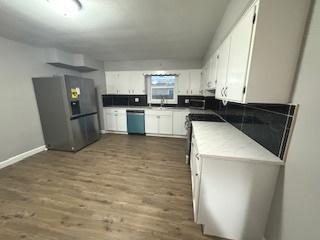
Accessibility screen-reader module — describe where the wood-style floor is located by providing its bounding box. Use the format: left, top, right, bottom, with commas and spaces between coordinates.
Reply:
0, 134, 220, 240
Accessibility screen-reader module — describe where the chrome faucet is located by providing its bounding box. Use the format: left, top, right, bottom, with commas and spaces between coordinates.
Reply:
160, 96, 165, 108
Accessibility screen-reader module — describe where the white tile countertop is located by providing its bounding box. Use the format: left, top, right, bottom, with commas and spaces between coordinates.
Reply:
192, 121, 284, 165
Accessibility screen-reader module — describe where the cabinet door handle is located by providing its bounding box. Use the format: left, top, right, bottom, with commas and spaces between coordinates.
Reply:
132, 90, 134, 93
195, 173, 199, 177
196, 153, 200, 160
221, 87, 224, 97
191, 90, 193, 94
224, 87, 228, 97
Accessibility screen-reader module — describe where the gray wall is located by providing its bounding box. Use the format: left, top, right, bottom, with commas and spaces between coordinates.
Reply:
265, 1, 320, 239
104, 59, 202, 71
0, 36, 105, 162
203, 0, 254, 64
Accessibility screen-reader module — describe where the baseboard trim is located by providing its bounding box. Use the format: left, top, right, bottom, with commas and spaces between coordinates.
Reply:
146, 134, 187, 139
104, 130, 128, 135
0, 145, 47, 170
101, 130, 187, 139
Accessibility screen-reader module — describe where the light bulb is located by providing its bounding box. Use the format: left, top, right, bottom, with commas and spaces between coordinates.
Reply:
47, 0, 82, 16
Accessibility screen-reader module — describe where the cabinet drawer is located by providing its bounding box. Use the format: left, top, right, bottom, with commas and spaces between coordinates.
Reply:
105, 108, 126, 114
145, 110, 173, 116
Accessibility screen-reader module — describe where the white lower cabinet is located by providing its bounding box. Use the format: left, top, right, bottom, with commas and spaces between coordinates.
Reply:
158, 114, 173, 135
172, 110, 189, 136
145, 114, 158, 134
104, 108, 188, 137
145, 110, 173, 135
104, 108, 127, 132
191, 136, 280, 240
190, 136, 201, 223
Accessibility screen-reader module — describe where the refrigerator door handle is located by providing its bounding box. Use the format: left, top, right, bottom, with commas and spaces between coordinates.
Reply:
70, 112, 98, 120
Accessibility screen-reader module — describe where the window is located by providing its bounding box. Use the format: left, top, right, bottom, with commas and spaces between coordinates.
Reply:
147, 75, 177, 104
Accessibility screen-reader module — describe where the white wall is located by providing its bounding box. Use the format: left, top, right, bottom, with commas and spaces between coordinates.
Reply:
0, 36, 104, 162
265, 1, 320, 239
104, 59, 202, 71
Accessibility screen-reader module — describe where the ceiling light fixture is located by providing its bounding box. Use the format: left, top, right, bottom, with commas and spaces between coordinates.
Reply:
47, 0, 82, 16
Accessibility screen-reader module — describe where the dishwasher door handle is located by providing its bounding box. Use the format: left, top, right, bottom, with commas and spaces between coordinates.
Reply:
127, 112, 145, 116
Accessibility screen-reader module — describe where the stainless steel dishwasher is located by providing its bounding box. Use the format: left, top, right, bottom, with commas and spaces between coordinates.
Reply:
126, 110, 145, 134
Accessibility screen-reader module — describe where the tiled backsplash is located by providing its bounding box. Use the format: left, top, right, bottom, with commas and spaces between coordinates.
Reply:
102, 95, 148, 106
208, 99, 295, 160
102, 95, 204, 107
102, 94, 295, 160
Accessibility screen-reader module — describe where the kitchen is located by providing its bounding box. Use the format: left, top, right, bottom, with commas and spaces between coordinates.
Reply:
0, 0, 319, 240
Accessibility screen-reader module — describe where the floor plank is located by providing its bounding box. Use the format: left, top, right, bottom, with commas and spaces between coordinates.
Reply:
0, 134, 221, 240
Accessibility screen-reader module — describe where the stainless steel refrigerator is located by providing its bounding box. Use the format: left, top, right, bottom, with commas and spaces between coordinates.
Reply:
33, 75, 100, 151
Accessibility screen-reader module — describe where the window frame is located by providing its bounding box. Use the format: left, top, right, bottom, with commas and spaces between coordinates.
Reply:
147, 74, 178, 104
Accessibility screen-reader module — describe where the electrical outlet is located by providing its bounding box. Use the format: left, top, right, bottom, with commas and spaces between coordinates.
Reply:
185, 99, 189, 104
134, 98, 140, 103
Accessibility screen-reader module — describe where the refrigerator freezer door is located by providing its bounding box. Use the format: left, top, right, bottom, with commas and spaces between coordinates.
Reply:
86, 114, 100, 144
70, 117, 87, 151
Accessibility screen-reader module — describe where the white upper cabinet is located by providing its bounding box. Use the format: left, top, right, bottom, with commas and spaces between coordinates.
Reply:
215, 36, 231, 100
177, 69, 202, 96
209, 52, 219, 90
130, 71, 146, 95
189, 70, 202, 95
106, 71, 119, 94
105, 71, 146, 95
208, 0, 308, 104
106, 69, 202, 96
222, 4, 256, 102
117, 71, 132, 94
177, 70, 190, 95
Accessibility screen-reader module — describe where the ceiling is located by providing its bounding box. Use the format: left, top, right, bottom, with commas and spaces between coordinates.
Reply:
0, 0, 229, 62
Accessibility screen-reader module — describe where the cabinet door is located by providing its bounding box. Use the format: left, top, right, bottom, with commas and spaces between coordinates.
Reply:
116, 113, 127, 132
177, 70, 190, 95
215, 37, 231, 100
145, 114, 158, 134
225, 5, 256, 102
106, 72, 118, 94
158, 115, 173, 135
190, 140, 201, 223
105, 113, 116, 131
189, 70, 202, 95
117, 72, 131, 94
208, 53, 218, 90
173, 111, 189, 135
130, 71, 146, 95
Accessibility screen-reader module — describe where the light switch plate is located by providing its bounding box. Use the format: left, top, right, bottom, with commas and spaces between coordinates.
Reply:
134, 98, 139, 103
185, 99, 189, 104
